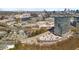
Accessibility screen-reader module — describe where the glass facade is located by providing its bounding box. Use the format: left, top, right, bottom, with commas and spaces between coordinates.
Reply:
54, 17, 72, 36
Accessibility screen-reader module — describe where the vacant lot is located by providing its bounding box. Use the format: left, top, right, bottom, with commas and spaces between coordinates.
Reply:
10, 33, 79, 50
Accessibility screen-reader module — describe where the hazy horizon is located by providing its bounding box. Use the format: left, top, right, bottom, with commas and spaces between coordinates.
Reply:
0, 8, 79, 11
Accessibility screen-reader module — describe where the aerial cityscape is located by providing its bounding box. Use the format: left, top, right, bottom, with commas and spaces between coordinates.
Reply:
0, 8, 79, 50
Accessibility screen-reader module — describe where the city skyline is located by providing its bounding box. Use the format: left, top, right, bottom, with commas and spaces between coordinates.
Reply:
0, 8, 79, 11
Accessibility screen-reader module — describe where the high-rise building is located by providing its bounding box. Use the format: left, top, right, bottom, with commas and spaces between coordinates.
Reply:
54, 16, 79, 36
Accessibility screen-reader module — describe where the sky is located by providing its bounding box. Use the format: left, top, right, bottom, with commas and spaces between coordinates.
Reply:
0, 0, 79, 11
0, 8, 79, 11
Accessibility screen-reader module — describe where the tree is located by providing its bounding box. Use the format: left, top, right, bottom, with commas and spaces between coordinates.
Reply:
76, 9, 79, 13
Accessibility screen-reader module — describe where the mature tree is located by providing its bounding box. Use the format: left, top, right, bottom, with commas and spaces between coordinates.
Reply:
76, 9, 79, 13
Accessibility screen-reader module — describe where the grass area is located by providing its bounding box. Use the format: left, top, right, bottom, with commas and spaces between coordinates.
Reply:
28, 28, 48, 37
10, 34, 79, 50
